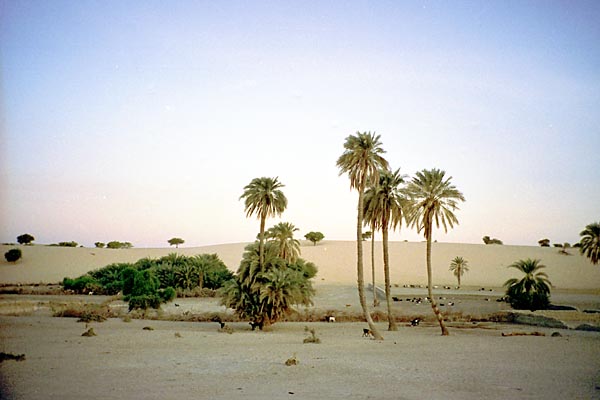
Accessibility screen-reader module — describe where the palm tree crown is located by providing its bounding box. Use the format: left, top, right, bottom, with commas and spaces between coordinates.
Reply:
364, 168, 407, 232
265, 222, 301, 263
403, 168, 465, 237
240, 177, 287, 221
579, 222, 600, 265
503, 258, 552, 310
336, 132, 389, 192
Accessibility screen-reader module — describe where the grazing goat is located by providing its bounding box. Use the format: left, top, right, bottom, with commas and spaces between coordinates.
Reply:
411, 318, 421, 326
362, 328, 373, 337
326, 315, 336, 323
249, 321, 263, 331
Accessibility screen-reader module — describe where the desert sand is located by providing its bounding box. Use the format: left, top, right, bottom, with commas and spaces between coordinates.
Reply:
2, 241, 600, 289
1, 241, 600, 399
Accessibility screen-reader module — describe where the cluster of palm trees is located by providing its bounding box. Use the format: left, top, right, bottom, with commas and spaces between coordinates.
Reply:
221, 177, 316, 328
337, 132, 465, 338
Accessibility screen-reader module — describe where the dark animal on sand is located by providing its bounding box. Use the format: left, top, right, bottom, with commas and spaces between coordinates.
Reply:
411, 318, 421, 326
249, 321, 263, 331
363, 328, 373, 337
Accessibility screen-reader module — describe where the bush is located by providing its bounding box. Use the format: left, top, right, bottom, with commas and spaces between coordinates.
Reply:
62, 276, 100, 294
94, 242, 105, 248
5, 248, 22, 263
59, 241, 78, 247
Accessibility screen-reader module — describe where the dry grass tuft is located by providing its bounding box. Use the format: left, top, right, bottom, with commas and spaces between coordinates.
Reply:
81, 328, 96, 337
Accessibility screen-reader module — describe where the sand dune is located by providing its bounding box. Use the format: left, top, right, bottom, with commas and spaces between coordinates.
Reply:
1, 241, 599, 289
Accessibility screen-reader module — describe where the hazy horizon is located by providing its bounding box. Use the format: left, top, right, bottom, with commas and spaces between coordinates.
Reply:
1, 1, 599, 248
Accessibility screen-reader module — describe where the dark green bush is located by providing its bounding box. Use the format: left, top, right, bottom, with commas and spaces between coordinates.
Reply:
58, 241, 78, 247
62, 276, 100, 294
17, 234, 34, 245
5, 248, 22, 263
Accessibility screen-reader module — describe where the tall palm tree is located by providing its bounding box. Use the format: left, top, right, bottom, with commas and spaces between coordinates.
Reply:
404, 168, 465, 336
265, 222, 301, 263
337, 131, 389, 340
364, 168, 407, 330
449, 256, 469, 288
240, 177, 288, 268
579, 222, 600, 265
504, 259, 552, 311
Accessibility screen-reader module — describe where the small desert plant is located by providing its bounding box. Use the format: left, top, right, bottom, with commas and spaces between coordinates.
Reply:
4, 248, 22, 263
285, 354, 298, 366
303, 326, 321, 343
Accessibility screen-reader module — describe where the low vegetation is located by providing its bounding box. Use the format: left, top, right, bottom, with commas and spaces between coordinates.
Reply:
61, 253, 233, 310
4, 248, 22, 263
503, 258, 552, 311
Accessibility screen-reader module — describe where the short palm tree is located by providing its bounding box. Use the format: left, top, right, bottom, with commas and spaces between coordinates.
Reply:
449, 256, 469, 288
265, 222, 301, 263
579, 222, 600, 265
364, 168, 407, 330
337, 131, 389, 340
240, 177, 287, 268
404, 168, 465, 336
503, 259, 552, 311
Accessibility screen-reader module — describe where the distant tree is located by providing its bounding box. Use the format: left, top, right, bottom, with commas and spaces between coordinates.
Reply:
362, 231, 372, 241
579, 222, 600, 265
503, 259, 551, 311
107, 241, 133, 249
304, 231, 325, 246
483, 236, 503, 245
94, 242, 105, 248
168, 238, 185, 248
58, 241, 78, 247
449, 256, 469, 288
17, 234, 35, 245
538, 238, 550, 247
5, 248, 22, 263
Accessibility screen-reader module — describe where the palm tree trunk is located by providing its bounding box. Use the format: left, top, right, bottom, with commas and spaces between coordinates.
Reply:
426, 228, 449, 336
371, 232, 379, 307
457, 272, 461, 288
259, 215, 266, 268
382, 225, 397, 330
357, 190, 383, 340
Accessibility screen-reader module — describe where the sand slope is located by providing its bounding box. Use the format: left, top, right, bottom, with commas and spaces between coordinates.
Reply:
1, 241, 599, 289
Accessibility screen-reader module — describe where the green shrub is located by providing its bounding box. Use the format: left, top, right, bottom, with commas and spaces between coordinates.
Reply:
5, 248, 22, 263
94, 242, 105, 248
62, 276, 100, 294
58, 241, 78, 247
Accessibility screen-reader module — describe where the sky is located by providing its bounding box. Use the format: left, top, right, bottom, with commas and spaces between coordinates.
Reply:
1, 0, 599, 248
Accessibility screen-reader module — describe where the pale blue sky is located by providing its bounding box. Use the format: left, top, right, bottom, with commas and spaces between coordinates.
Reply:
1, 1, 599, 247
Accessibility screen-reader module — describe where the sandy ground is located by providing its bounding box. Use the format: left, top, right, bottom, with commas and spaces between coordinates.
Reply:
1, 241, 599, 399
1, 316, 599, 400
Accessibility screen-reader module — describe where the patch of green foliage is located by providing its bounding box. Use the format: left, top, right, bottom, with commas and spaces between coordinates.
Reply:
4, 248, 22, 263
